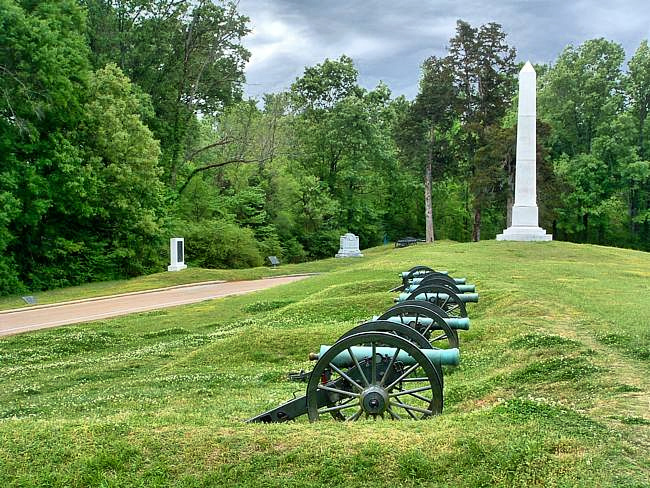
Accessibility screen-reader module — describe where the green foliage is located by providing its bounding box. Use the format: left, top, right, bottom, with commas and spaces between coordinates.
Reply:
396, 56, 457, 242
85, 0, 251, 183
536, 38, 650, 247
83, 63, 167, 277
539, 39, 625, 156
447, 20, 518, 241
182, 219, 263, 268
291, 55, 360, 111
627, 40, 650, 159
0, 0, 92, 292
290, 60, 400, 249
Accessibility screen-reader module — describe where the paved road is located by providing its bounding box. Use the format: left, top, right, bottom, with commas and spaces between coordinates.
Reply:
0, 275, 312, 337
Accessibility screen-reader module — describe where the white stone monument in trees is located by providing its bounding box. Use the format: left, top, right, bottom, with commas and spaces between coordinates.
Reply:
497, 62, 553, 242
335, 233, 363, 258
168, 237, 187, 271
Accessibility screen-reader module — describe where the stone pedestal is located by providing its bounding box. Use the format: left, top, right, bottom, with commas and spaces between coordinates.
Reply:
335, 233, 363, 258
497, 62, 552, 242
168, 237, 187, 271
497, 225, 552, 241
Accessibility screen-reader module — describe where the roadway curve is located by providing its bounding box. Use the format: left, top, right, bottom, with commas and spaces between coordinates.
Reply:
0, 275, 313, 337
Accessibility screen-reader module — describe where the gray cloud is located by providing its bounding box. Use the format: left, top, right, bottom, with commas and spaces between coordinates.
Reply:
236, 0, 650, 100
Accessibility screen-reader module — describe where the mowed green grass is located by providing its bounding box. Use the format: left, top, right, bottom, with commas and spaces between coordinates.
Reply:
1, 241, 649, 487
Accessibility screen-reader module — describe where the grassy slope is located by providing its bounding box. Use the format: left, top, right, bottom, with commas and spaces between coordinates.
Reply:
0, 241, 649, 487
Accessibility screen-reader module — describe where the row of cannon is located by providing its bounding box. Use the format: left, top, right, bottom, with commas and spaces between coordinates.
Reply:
247, 265, 479, 422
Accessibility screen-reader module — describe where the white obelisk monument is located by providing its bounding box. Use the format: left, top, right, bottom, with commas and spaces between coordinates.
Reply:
497, 62, 552, 241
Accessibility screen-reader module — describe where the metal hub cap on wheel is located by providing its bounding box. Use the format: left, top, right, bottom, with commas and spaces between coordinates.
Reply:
361, 386, 389, 415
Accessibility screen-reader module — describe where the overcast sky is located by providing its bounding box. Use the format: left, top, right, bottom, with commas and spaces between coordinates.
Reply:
236, 0, 650, 101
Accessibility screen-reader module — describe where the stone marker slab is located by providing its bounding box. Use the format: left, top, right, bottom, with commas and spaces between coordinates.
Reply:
335, 233, 363, 258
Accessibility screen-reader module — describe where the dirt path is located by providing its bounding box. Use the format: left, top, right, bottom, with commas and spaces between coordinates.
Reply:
0, 275, 313, 337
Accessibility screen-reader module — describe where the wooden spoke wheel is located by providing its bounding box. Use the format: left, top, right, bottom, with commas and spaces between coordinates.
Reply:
338, 320, 433, 350
416, 274, 461, 292
306, 331, 443, 421
378, 301, 459, 349
406, 285, 468, 318
403, 266, 434, 285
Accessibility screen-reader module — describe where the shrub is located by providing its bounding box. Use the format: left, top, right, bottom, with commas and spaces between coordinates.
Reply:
181, 220, 263, 269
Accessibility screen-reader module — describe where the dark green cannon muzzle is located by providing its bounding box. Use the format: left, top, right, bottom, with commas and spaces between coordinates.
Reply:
314, 345, 460, 367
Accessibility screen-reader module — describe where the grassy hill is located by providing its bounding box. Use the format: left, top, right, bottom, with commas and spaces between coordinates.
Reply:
1, 241, 649, 487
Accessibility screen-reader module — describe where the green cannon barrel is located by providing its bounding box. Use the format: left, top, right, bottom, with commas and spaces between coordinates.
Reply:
317, 345, 460, 367
371, 315, 470, 330
405, 283, 476, 293
400, 272, 466, 285
396, 292, 479, 303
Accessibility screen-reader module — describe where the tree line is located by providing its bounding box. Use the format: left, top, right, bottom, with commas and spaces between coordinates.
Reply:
1, 0, 649, 295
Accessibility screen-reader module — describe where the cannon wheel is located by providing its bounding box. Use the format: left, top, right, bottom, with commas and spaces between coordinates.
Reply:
335, 320, 443, 410
398, 272, 458, 293
332, 321, 439, 421
378, 301, 459, 349
306, 331, 443, 421
338, 320, 433, 350
406, 265, 434, 274
412, 278, 460, 295
406, 285, 468, 318
403, 265, 434, 284
417, 274, 460, 292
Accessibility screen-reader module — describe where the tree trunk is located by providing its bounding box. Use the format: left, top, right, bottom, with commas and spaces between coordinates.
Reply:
424, 160, 434, 243
464, 183, 471, 240
628, 188, 637, 236
472, 207, 481, 241
424, 126, 436, 243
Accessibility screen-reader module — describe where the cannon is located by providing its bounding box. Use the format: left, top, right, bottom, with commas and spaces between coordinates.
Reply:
372, 301, 465, 349
407, 273, 476, 292
247, 322, 459, 423
399, 266, 467, 285
391, 266, 468, 292
394, 285, 479, 318
372, 302, 470, 332
404, 281, 476, 294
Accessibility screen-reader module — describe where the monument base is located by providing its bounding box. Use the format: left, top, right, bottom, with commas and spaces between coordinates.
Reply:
335, 251, 363, 258
167, 263, 187, 271
496, 226, 552, 241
